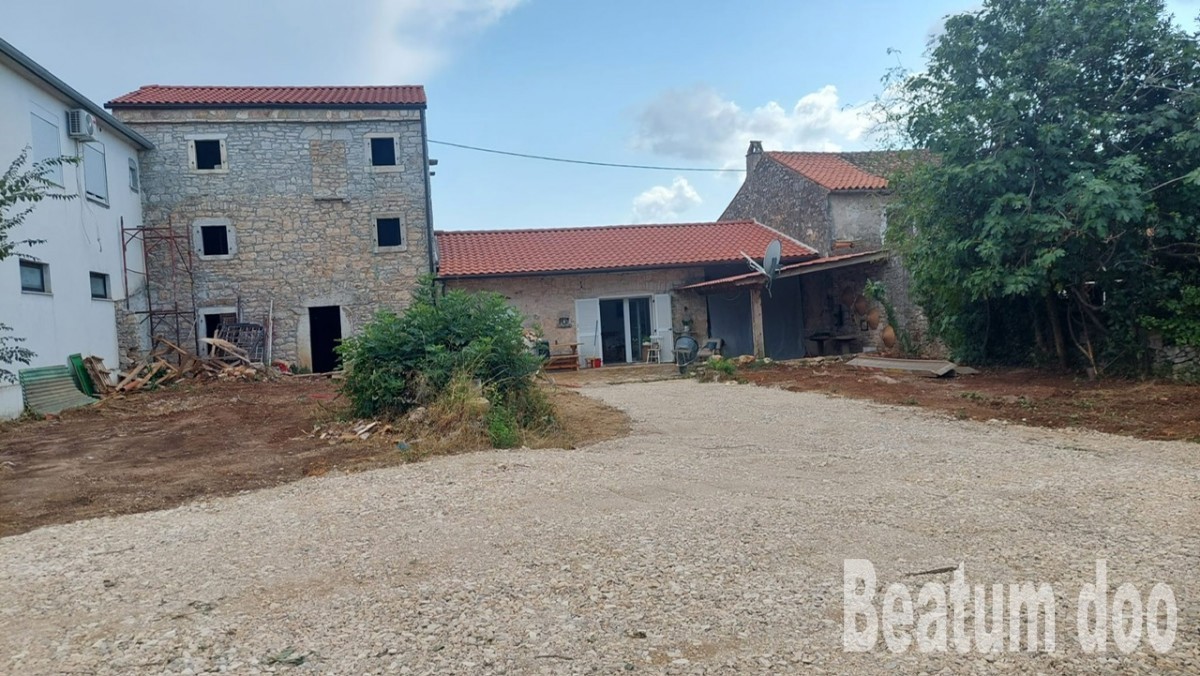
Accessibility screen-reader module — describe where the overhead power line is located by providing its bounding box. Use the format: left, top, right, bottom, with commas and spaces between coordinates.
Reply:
428, 139, 744, 172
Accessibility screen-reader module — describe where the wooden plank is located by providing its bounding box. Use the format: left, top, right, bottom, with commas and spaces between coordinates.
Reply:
114, 362, 149, 392
846, 356, 959, 377
127, 361, 166, 390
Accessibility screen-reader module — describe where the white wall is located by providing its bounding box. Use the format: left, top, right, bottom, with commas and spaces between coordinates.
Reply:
0, 64, 146, 418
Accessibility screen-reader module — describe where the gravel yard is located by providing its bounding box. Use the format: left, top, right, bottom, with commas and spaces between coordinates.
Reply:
1, 380, 1196, 674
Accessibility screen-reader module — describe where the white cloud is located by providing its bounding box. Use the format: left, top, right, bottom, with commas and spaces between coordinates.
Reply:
632, 85, 872, 167
631, 177, 702, 223
367, 0, 526, 83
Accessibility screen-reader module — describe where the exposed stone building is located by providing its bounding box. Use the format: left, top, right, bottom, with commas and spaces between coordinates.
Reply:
715, 143, 929, 353
107, 85, 433, 371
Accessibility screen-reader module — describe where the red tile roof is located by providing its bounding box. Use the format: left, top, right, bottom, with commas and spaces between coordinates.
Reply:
436, 221, 817, 278
766, 152, 889, 191
679, 250, 889, 291
106, 85, 426, 108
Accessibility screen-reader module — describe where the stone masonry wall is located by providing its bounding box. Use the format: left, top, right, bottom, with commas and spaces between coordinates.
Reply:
721, 157, 932, 353
828, 192, 889, 250
447, 268, 709, 351
721, 155, 834, 255
115, 107, 431, 367
1155, 344, 1200, 381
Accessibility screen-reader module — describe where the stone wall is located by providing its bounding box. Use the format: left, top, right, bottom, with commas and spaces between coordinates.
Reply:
446, 267, 709, 351
115, 106, 431, 367
1155, 345, 1200, 381
720, 157, 933, 353
828, 192, 890, 250
720, 156, 834, 253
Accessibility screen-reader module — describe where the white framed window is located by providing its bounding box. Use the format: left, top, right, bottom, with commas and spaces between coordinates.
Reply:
366, 134, 403, 171
128, 157, 140, 192
82, 141, 108, 205
374, 215, 406, 251
187, 134, 228, 172
30, 110, 64, 185
19, 259, 50, 294
89, 271, 111, 299
192, 218, 237, 259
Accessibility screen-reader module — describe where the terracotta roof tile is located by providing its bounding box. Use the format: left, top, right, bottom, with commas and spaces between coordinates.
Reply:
106, 85, 426, 108
766, 151, 889, 191
436, 221, 817, 278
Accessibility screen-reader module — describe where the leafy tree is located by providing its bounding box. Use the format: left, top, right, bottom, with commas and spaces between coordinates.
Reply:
880, 0, 1200, 373
1, 148, 75, 382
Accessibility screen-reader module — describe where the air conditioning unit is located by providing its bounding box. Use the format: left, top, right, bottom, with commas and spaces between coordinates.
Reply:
66, 109, 98, 141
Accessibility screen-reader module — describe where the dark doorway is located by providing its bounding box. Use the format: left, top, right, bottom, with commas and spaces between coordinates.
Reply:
203, 311, 237, 354
308, 306, 342, 373
599, 299, 626, 364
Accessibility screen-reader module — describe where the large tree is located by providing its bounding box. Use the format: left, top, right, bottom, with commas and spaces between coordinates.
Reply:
0, 148, 74, 382
883, 0, 1200, 373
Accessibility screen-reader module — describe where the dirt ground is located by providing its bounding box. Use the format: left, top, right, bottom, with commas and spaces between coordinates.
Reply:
737, 359, 1200, 443
0, 378, 627, 538
2, 379, 1196, 674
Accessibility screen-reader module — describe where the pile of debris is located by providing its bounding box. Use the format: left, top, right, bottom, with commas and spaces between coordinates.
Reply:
88, 336, 270, 396
299, 420, 394, 443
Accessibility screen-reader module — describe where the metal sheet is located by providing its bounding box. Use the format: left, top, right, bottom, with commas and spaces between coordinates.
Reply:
18, 365, 98, 415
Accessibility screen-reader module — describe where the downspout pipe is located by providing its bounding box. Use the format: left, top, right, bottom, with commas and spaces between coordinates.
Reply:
420, 108, 436, 278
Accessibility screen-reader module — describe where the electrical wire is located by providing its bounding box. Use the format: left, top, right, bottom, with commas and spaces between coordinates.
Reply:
428, 140, 744, 173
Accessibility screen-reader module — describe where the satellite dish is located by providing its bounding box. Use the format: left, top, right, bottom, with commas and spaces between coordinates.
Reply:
741, 239, 783, 295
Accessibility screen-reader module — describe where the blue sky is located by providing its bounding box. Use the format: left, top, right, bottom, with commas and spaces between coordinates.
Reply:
4, 0, 1198, 231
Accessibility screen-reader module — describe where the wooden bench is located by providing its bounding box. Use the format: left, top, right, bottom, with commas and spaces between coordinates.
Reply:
544, 343, 580, 371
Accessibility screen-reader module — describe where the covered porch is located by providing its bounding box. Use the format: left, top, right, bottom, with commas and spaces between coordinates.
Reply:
680, 251, 890, 360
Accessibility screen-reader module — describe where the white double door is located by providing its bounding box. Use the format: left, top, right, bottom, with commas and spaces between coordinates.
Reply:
575, 294, 672, 365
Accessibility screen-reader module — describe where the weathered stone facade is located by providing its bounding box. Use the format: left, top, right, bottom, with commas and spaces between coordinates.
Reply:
446, 268, 710, 352
1154, 344, 1200, 381
721, 156, 835, 252
721, 151, 927, 351
112, 106, 432, 368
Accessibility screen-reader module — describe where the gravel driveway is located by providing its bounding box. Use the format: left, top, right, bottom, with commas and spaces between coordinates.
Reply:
1, 380, 1196, 674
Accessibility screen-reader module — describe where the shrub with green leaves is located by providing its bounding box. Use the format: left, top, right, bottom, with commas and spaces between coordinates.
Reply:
337, 280, 543, 419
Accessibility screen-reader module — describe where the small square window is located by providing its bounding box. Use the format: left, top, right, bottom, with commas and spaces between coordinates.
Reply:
200, 225, 230, 256
19, 260, 48, 293
90, 272, 111, 299
375, 217, 403, 248
193, 139, 224, 171
370, 137, 397, 167
129, 157, 140, 192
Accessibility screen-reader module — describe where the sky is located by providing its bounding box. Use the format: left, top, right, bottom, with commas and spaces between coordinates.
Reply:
3, 0, 1198, 231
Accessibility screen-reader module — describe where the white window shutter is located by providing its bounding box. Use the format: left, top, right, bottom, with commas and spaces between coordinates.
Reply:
574, 298, 601, 366
652, 294, 673, 363
218, 139, 227, 168
187, 141, 197, 170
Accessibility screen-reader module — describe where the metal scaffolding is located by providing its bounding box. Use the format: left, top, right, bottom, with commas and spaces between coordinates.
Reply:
122, 215, 196, 358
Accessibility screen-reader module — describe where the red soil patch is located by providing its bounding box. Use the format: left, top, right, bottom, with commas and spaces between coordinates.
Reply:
739, 361, 1200, 443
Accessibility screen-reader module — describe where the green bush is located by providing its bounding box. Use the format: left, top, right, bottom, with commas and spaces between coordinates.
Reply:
486, 405, 520, 449
337, 280, 543, 420
709, 356, 737, 376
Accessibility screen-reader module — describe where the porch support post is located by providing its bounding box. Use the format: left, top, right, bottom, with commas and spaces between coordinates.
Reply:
750, 287, 766, 358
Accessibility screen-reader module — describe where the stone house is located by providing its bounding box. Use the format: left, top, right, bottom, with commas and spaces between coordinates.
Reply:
106, 85, 434, 372
708, 142, 928, 356
436, 221, 818, 365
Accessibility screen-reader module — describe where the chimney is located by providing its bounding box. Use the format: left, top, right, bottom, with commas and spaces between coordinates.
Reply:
746, 140, 764, 177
